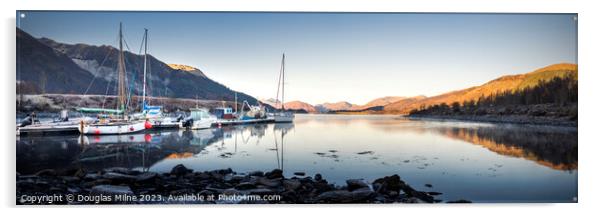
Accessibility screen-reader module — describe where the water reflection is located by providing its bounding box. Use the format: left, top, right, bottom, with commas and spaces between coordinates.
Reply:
432, 125, 577, 171
16, 123, 298, 175
17, 129, 224, 174
16, 115, 577, 202
17, 117, 576, 175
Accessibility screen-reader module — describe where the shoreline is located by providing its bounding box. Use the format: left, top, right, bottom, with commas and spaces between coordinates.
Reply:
404, 114, 577, 128
16, 164, 470, 204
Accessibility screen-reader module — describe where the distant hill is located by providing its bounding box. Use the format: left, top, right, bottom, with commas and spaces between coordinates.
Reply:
260, 98, 286, 110
384, 63, 578, 114
361, 96, 408, 108
17, 27, 259, 105
317, 101, 361, 111
284, 101, 317, 113
315, 96, 411, 112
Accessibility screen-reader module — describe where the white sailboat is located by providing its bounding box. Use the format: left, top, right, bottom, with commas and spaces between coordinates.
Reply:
272, 53, 294, 123
78, 23, 151, 135
133, 28, 181, 128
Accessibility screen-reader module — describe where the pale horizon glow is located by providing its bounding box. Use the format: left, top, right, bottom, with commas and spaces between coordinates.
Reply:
17, 12, 577, 105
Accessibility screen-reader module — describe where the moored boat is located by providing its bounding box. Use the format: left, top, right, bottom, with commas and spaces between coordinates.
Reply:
79, 119, 149, 135
78, 23, 151, 135
17, 110, 96, 136
271, 53, 294, 123
180, 108, 217, 130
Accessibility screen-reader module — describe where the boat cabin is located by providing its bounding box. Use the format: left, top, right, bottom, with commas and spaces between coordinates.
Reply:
211, 107, 236, 119
190, 108, 213, 120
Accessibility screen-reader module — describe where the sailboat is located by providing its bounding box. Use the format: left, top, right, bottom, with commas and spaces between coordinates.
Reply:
272, 53, 294, 123
131, 28, 181, 128
78, 23, 151, 135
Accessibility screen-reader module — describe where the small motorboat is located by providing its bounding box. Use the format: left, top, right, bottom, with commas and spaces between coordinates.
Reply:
180, 108, 217, 130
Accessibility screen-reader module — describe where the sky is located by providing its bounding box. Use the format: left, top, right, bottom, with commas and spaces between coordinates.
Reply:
17, 12, 577, 105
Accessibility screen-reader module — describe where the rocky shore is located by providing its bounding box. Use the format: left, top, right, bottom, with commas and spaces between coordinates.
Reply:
17, 164, 470, 204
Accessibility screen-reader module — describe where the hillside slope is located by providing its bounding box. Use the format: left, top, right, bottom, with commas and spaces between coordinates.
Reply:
284, 101, 317, 113
384, 63, 578, 114
17, 27, 259, 105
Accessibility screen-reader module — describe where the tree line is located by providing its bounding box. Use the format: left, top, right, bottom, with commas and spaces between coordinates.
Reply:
409, 74, 578, 116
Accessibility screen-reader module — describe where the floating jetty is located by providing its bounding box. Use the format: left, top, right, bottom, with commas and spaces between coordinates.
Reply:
17, 124, 80, 136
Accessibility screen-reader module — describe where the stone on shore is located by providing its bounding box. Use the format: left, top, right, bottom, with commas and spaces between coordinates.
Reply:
346, 179, 369, 191
316, 188, 376, 203
136, 172, 158, 182
170, 164, 192, 176
102, 172, 136, 182
91, 185, 134, 196
17, 165, 458, 204
283, 179, 302, 191
265, 169, 283, 179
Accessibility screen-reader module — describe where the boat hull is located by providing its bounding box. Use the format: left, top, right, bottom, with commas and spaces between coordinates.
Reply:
180, 118, 215, 130
272, 112, 295, 123
273, 115, 294, 123
79, 120, 147, 135
17, 117, 96, 136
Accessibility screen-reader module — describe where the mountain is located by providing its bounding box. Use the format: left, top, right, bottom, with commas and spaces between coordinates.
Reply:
260, 98, 282, 109
16, 28, 104, 94
284, 101, 317, 113
361, 96, 408, 108
384, 63, 578, 114
167, 64, 207, 78
317, 101, 361, 111
17, 27, 259, 105
313, 96, 413, 112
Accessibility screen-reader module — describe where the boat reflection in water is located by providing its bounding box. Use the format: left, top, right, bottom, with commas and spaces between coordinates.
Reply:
148, 122, 294, 173
17, 129, 224, 174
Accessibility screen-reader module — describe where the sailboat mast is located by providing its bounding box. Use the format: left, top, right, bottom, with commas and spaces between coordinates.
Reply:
142, 28, 148, 110
281, 53, 285, 110
117, 22, 127, 116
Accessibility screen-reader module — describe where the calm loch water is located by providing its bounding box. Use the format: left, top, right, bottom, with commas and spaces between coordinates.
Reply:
16, 114, 577, 203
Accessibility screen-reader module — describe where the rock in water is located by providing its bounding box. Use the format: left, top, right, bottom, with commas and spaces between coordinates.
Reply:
293, 172, 305, 176
170, 164, 192, 176
372, 174, 403, 195
265, 169, 283, 179
314, 173, 323, 181
346, 179, 369, 191
91, 185, 134, 196
248, 170, 264, 177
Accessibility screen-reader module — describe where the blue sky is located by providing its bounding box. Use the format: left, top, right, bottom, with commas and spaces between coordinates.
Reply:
17, 12, 577, 105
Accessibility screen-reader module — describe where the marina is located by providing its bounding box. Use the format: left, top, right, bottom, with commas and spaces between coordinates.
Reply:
14, 11, 579, 205
15, 23, 284, 137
